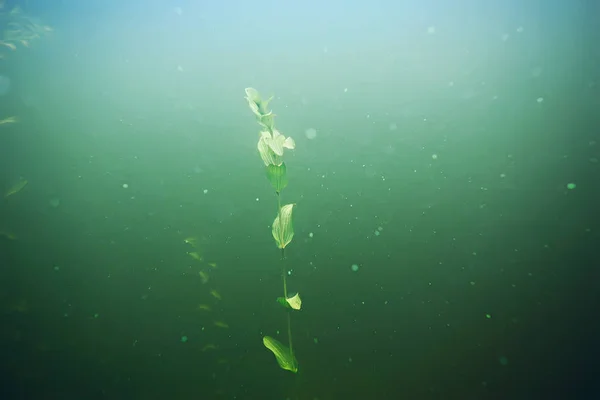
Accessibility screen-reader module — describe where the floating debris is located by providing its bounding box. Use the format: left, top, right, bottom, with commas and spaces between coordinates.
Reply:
0, 230, 16, 240
5, 178, 28, 198
0, 116, 18, 125
184, 236, 198, 246
202, 343, 217, 352
187, 251, 203, 262
214, 321, 229, 329
199, 270, 209, 284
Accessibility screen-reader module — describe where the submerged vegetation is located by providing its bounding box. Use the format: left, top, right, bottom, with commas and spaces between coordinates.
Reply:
0, 3, 52, 128
244, 88, 302, 373
0, 0, 52, 125
0, 3, 52, 56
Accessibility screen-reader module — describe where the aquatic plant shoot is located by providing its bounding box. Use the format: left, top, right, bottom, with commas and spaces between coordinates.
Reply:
244, 88, 301, 373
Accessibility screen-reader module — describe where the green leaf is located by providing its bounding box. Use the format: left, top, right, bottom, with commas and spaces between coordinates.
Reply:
258, 112, 276, 132
245, 87, 273, 117
257, 131, 282, 166
263, 336, 298, 373
257, 130, 295, 167
276, 293, 302, 310
272, 204, 295, 249
276, 297, 291, 309
268, 129, 295, 156
266, 163, 288, 194
286, 292, 302, 310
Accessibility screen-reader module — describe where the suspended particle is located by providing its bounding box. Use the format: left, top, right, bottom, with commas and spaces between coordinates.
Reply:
305, 128, 317, 140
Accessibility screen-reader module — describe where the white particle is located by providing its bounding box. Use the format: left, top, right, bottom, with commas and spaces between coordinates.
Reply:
351, 264, 359, 272
309, 232, 314, 238
122, 183, 129, 189
344, 88, 348, 93
432, 154, 438, 160
305, 128, 317, 140
427, 26, 436, 34
203, 189, 208, 194
536, 97, 544, 103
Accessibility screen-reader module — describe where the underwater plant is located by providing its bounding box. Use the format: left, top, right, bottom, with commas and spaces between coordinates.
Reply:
245, 88, 301, 373
0, 4, 52, 126
0, 5, 52, 56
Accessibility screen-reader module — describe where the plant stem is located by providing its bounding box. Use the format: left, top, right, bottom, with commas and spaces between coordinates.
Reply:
277, 192, 293, 358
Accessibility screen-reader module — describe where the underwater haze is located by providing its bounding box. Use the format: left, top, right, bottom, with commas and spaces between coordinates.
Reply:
1, 0, 599, 399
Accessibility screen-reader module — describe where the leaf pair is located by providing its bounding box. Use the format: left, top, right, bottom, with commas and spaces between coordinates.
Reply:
276, 293, 302, 310
257, 129, 295, 167
245, 87, 275, 131
246, 87, 295, 167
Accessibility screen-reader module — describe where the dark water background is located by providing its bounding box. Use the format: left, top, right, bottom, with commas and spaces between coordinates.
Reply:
1, 0, 599, 399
